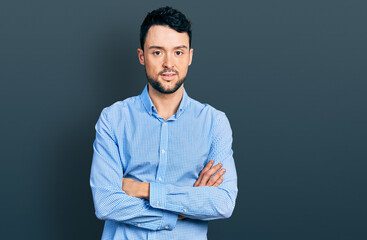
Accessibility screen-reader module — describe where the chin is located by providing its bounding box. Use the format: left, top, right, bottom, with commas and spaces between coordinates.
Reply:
160, 85, 179, 93
146, 73, 185, 94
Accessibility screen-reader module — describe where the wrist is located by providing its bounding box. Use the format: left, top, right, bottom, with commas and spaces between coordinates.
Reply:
139, 182, 150, 199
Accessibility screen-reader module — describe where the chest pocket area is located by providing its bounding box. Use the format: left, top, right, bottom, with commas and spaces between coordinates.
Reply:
121, 129, 160, 178
166, 132, 210, 182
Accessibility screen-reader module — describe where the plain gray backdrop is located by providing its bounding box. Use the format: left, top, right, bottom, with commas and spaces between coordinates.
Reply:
1, 0, 366, 239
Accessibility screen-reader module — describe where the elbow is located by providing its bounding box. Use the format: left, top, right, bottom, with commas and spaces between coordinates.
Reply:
91, 187, 115, 221
217, 200, 235, 219
93, 198, 110, 220
215, 188, 237, 219
93, 196, 120, 221
94, 204, 108, 220
95, 210, 104, 220
224, 204, 235, 219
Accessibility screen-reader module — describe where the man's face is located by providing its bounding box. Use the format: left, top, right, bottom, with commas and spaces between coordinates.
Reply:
137, 25, 193, 94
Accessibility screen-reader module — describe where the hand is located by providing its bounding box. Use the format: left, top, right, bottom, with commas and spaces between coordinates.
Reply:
122, 178, 149, 199
178, 161, 225, 221
193, 160, 225, 187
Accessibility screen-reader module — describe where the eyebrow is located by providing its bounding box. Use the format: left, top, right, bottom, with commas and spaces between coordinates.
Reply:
148, 45, 188, 50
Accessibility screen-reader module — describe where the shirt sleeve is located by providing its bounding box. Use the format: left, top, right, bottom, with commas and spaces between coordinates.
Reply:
90, 108, 178, 231
149, 113, 238, 220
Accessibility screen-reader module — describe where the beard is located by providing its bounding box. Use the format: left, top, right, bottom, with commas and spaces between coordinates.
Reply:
145, 69, 186, 94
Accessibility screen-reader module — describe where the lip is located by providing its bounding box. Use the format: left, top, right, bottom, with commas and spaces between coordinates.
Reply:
160, 73, 177, 81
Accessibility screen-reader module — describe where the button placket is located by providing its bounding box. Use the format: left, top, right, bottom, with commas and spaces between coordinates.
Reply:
156, 121, 168, 183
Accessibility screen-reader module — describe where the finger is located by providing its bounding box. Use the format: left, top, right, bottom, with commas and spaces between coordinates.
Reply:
213, 176, 224, 187
202, 160, 214, 172
207, 168, 226, 186
198, 162, 221, 186
193, 179, 199, 187
123, 178, 133, 183
199, 162, 222, 186
194, 160, 214, 187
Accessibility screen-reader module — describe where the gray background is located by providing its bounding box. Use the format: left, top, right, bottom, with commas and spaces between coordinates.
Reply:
1, 0, 366, 239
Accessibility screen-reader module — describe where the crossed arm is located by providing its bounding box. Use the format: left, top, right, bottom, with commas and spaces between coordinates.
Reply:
90, 109, 237, 231
122, 160, 225, 199
122, 160, 226, 219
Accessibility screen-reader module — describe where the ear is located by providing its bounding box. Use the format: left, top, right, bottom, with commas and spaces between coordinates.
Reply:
137, 48, 145, 65
188, 48, 194, 66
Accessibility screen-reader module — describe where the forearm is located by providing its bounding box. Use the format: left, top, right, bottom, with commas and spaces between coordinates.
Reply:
122, 178, 150, 199
122, 157, 237, 220
121, 182, 235, 220
121, 179, 235, 221
121, 179, 190, 221
149, 153, 237, 220
90, 183, 177, 230
149, 178, 237, 220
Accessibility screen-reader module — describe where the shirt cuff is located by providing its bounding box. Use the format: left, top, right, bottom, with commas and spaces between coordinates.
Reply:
159, 210, 178, 230
150, 182, 177, 230
150, 182, 166, 209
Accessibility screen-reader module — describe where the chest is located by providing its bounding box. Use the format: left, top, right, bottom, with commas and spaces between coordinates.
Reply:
118, 120, 211, 183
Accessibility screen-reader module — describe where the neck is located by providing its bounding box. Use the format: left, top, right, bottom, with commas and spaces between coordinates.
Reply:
148, 84, 184, 121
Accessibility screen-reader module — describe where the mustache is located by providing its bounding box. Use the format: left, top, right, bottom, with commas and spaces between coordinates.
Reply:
159, 69, 178, 75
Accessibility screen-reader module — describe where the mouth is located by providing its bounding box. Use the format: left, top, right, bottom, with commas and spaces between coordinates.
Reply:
160, 72, 177, 81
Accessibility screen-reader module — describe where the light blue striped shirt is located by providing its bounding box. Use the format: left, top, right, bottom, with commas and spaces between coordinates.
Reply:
90, 85, 238, 240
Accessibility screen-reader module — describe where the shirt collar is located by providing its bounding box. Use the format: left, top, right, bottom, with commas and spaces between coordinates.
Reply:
139, 84, 189, 118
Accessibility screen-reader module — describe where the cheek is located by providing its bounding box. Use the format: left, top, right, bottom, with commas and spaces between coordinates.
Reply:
177, 61, 190, 73
145, 62, 159, 74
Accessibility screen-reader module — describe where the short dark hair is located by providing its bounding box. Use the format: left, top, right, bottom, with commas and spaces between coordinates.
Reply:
140, 6, 192, 50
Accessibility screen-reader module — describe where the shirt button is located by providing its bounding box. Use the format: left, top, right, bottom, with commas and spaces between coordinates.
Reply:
163, 122, 167, 125
165, 225, 169, 229
183, 209, 187, 212
156, 201, 159, 207
158, 177, 162, 181
161, 149, 165, 154
137, 224, 141, 227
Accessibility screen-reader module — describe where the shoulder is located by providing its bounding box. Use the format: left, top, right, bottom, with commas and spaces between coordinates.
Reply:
98, 95, 142, 125
188, 97, 233, 152
188, 96, 228, 125
187, 96, 232, 141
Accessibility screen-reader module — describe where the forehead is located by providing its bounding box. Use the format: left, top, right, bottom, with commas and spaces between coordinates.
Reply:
145, 25, 189, 48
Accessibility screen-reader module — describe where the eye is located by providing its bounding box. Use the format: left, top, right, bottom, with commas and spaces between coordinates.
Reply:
175, 51, 183, 56
153, 51, 161, 56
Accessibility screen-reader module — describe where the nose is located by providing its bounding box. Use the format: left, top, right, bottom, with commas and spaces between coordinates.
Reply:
162, 53, 174, 69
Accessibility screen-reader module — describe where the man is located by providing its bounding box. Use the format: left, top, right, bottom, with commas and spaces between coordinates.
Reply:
90, 6, 238, 240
